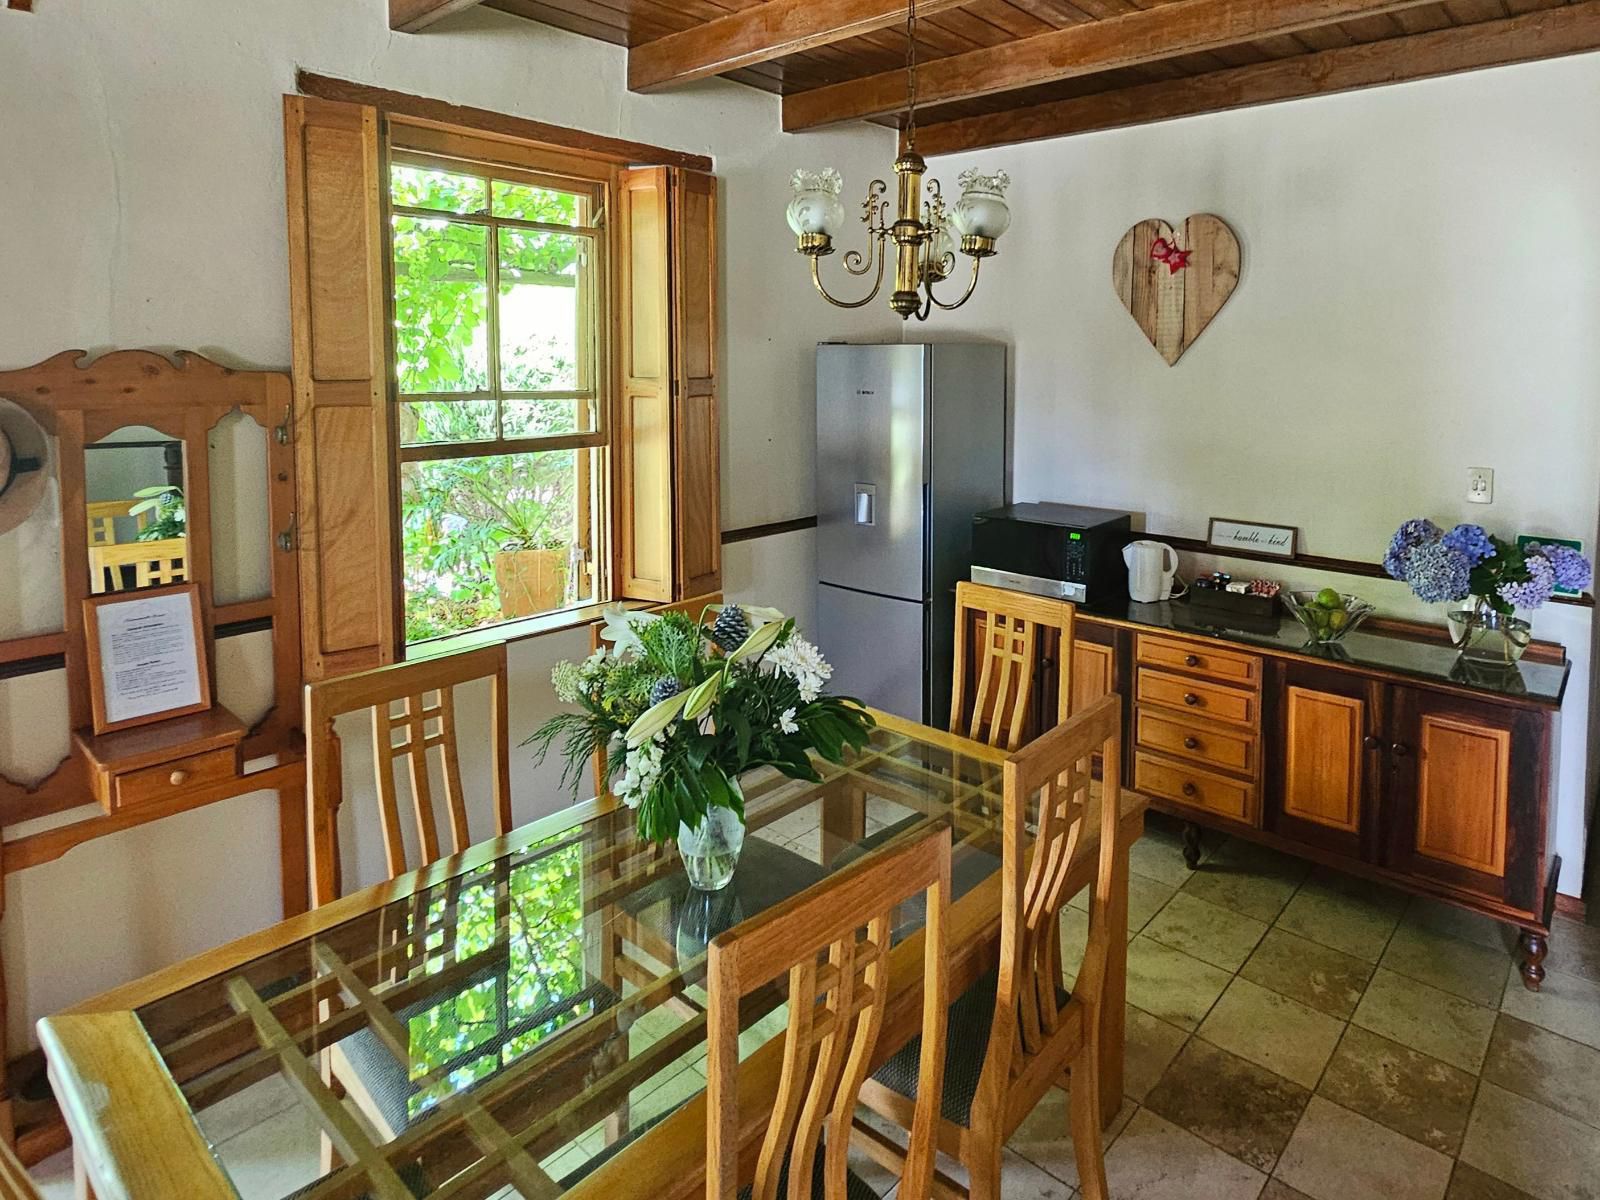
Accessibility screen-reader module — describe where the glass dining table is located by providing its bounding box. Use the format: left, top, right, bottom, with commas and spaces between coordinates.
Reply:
39, 711, 1144, 1200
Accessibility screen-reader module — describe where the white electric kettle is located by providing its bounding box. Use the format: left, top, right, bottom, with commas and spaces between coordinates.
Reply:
1124, 540, 1179, 604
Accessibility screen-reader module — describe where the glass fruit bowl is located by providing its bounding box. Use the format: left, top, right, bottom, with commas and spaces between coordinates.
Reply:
1282, 589, 1375, 644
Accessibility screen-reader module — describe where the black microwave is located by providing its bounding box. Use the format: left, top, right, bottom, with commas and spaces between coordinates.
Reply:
970, 502, 1133, 606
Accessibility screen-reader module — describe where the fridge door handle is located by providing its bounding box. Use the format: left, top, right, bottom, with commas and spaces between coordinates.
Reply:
854, 483, 876, 526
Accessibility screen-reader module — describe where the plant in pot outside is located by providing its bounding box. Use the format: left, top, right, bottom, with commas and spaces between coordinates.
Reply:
530, 604, 876, 890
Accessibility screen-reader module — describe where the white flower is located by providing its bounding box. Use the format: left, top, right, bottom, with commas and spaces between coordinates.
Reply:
614, 736, 665, 809
550, 660, 584, 705
598, 604, 658, 658
577, 647, 607, 681
778, 707, 799, 735
766, 635, 832, 702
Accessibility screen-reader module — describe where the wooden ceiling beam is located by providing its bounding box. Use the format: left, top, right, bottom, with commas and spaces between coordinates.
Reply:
390, 0, 487, 33
628, 0, 971, 92
782, 0, 1448, 130
912, 2, 1600, 155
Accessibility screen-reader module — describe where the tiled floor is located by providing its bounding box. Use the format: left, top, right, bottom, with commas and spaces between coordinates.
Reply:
29, 813, 1600, 1200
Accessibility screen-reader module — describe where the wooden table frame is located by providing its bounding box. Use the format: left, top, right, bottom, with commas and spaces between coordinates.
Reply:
40, 713, 1145, 1200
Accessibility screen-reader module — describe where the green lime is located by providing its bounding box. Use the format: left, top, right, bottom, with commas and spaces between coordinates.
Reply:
1328, 610, 1349, 631
1315, 587, 1345, 610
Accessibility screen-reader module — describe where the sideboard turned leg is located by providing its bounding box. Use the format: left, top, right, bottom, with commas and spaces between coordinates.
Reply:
1519, 929, 1548, 992
1181, 822, 1203, 871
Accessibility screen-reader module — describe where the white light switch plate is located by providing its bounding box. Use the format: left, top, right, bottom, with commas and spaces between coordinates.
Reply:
1467, 467, 1494, 505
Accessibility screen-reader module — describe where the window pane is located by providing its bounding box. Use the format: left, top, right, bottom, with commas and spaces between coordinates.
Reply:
502, 398, 586, 439
401, 449, 598, 642
498, 230, 586, 393
400, 400, 498, 447
393, 216, 489, 396
390, 163, 488, 214
492, 180, 582, 225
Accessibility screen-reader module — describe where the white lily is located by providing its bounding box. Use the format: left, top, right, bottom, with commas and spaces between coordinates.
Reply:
625, 690, 689, 747
681, 672, 723, 721
599, 604, 657, 658
727, 619, 786, 666
740, 605, 788, 628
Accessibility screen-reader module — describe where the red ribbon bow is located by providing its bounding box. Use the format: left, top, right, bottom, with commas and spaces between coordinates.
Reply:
1150, 237, 1193, 274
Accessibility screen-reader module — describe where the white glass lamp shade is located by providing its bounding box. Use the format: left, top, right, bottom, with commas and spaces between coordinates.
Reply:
786, 168, 846, 238
925, 220, 955, 278
949, 169, 1012, 242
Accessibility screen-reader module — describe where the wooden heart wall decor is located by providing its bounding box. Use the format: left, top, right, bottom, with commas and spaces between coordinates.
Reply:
1112, 214, 1241, 366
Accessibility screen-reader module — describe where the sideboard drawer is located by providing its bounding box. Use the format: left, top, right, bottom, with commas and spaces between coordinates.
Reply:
1136, 669, 1258, 728
112, 747, 239, 811
1136, 709, 1255, 776
1134, 752, 1257, 825
1137, 634, 1261, 688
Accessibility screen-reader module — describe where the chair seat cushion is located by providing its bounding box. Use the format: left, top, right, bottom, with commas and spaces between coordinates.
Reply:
735, 1145, 886, 1200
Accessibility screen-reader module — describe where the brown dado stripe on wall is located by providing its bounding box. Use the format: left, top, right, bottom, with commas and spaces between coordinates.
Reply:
718, 516, 1593, 609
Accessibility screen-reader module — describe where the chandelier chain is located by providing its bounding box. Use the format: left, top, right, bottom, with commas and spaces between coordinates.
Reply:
905, 0, 918, 151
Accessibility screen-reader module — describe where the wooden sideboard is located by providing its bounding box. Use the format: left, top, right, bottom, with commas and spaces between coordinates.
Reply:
1052, 600, 1567, 991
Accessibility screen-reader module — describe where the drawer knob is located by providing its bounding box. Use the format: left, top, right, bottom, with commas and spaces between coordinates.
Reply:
1363, 735, 1383, 751
1181, 782, 1198, 798
1183, 692, 1201, 707
1391, 742, 1410, 758
1183, 736, 1200, 750
169, 768, 190, 786
1185, 654, 1200, 667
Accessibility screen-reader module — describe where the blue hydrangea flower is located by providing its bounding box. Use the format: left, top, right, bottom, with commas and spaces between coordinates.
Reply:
1499, 555, 1556, 610
1531, 544, 1592, 593
1384, 518, 1443, 580
1402, 541, 1471, 603
1442, 523, 1495, 567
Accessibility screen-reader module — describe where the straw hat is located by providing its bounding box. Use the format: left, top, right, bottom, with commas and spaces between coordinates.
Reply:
0, 399, 48, 537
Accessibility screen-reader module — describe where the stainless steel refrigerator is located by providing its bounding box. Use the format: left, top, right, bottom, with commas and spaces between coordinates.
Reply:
815, 342, 1007, 728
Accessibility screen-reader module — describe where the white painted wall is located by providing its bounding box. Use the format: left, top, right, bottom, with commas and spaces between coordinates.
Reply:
0, 0, 893, 1049
919, 51, 1600, 896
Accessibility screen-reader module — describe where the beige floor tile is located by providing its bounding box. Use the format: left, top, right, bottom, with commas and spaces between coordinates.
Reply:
210, 1102, 325, 1200
194, 1073, 301, 1147
1180, 837, 1310, 923
1197, 978, 1345, 1089
1102, 1108, 1266, 1200
1275, 875, 1405, 963
1124, 935, 1234, 1031
1482, 1013, 1600, 1130
1261, 1182, 1316, 1200
1072, 868, 1176, 937
1143, 891, 1269, 972
1460, 1081, 1600, 1200
1445, 1162, 1539, 1200
1008, 1089, 1136, 1189
1275, 1096, 1451, 1200
1546, 915, 1600, 985
1128, 822, 1205, 889
1380, 921, 1513, 1008
1353, 969, 1496, 1072
1500, 966, 1600, 1052
1240, 927, 1374, 1020
1402, 896, 1517, 955
1122, 1005, 1190, 1102
1143, 1037, 1310, 1172
930, 1145, 1077, 1200
1316, 1024, 1476, 1154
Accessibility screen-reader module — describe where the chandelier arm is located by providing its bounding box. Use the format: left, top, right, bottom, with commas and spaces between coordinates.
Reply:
927, 255, 983, 311
812, 240, 889, 309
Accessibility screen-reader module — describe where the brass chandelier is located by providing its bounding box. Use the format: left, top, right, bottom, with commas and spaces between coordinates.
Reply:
785, 0, 1012, 321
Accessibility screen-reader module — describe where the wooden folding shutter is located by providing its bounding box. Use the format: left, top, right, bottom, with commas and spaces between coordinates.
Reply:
283, 95, 400, 680
670, 169, 722, 599
616, 167, 674, 602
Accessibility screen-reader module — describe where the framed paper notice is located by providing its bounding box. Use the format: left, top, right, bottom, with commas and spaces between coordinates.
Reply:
1207, 517, 1299, 560
83, 583, 210, 734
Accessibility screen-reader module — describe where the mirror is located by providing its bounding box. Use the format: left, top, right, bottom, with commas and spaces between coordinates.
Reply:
208, 411, 271, 606
84, 426, 188, 595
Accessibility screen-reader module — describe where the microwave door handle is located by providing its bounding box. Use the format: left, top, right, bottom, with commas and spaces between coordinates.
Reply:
854, 484, 876, 526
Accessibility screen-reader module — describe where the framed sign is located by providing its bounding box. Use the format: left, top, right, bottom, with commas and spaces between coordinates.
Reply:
1207, 518, 1299, 560
1517, 534, 1585, 597
83, 583, 211, 734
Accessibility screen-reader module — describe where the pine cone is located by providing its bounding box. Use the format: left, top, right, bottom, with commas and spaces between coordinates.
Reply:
710, 605, 751, 652
648, 677, 684, 706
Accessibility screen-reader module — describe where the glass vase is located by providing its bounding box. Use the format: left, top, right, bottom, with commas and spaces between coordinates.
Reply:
677, 796, 746, 892
1447, 597, 1533, 665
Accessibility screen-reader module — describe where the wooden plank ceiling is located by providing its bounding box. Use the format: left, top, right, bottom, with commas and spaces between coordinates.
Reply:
409, 0, 1600, 153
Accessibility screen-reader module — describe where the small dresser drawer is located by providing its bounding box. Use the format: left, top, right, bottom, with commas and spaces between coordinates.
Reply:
1137, 634, 1261, 687
1134, 752, 1256, 825
1137, 669, 1257, 728
1136, 709, 1255, 776
112, 747, 238, 810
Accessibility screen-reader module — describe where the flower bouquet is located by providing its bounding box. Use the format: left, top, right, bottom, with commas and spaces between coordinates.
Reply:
1383, 520, 1591, 663
529, 603, 875, 889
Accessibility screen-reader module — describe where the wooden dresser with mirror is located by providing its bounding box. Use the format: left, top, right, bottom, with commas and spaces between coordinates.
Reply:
0, 350, 307, 1157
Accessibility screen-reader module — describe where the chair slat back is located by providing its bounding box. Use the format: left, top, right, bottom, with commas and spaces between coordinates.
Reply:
981, 694, 1124, 1096
706, 829, 951, 1200
304, 642, 512, 905
950, 581, 1074, 751
589, 592, 723, 795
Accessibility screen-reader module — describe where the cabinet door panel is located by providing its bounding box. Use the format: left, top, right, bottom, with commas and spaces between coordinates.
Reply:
1071, 639, 1115, 716
1414, 715, 1509, 877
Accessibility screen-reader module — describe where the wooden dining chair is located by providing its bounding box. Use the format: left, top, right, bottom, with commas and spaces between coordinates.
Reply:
950, 581, 1075, 752
855, 694, 1126, 1200
589, 591, 723, 796
707, 827, 951, 1200
0, 1141, 40, 1200
303, 641, 512, 906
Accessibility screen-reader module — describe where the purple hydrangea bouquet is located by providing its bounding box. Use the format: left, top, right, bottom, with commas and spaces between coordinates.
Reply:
1384, 520, 1591, 663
